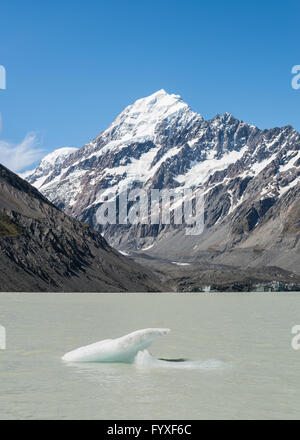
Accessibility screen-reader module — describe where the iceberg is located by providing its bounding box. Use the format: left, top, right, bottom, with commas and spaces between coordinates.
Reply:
62, 328, 170, 363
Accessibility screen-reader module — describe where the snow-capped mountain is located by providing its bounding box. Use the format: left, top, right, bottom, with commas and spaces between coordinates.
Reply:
25, 90, 300, 274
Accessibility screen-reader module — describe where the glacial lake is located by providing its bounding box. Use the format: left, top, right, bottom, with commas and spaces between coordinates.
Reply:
0, 292, 300, 419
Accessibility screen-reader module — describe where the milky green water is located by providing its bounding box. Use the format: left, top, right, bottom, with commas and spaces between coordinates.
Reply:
0, 292, 300, 419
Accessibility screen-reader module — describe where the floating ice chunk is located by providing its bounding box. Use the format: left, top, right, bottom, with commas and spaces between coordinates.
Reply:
62, 328, 170, 363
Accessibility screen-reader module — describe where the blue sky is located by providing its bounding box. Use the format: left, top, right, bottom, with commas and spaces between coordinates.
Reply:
0, 0, 299, 171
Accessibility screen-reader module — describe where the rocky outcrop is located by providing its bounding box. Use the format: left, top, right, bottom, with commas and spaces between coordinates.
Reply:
0, 164, 161, 292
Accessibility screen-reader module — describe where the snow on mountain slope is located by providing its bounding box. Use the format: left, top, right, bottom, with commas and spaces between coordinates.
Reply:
24, 147, 78, 188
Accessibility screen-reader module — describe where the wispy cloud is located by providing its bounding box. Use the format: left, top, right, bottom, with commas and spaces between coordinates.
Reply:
0, 132, 44, 173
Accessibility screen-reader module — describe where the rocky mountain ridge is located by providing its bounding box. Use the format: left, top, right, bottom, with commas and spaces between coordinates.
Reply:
0, 164, 161, 292
24, 90, 300, 279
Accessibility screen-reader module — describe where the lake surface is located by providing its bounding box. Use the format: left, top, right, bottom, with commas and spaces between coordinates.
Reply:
0, 292, 300, 420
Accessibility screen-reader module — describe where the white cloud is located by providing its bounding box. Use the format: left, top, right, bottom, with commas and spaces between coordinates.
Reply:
0, 132, 44, 172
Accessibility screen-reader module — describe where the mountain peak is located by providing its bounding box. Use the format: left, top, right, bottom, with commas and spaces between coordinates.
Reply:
130, 89, 184, 111
102, 89, 201, 146
146, 88, 168, 97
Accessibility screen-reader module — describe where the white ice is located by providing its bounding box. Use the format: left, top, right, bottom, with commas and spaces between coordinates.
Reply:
62, 328, 228, 370
62, 328, 170, 363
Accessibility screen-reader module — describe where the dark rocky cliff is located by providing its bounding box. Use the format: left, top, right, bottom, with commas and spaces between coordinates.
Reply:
0, 164, 161, 292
